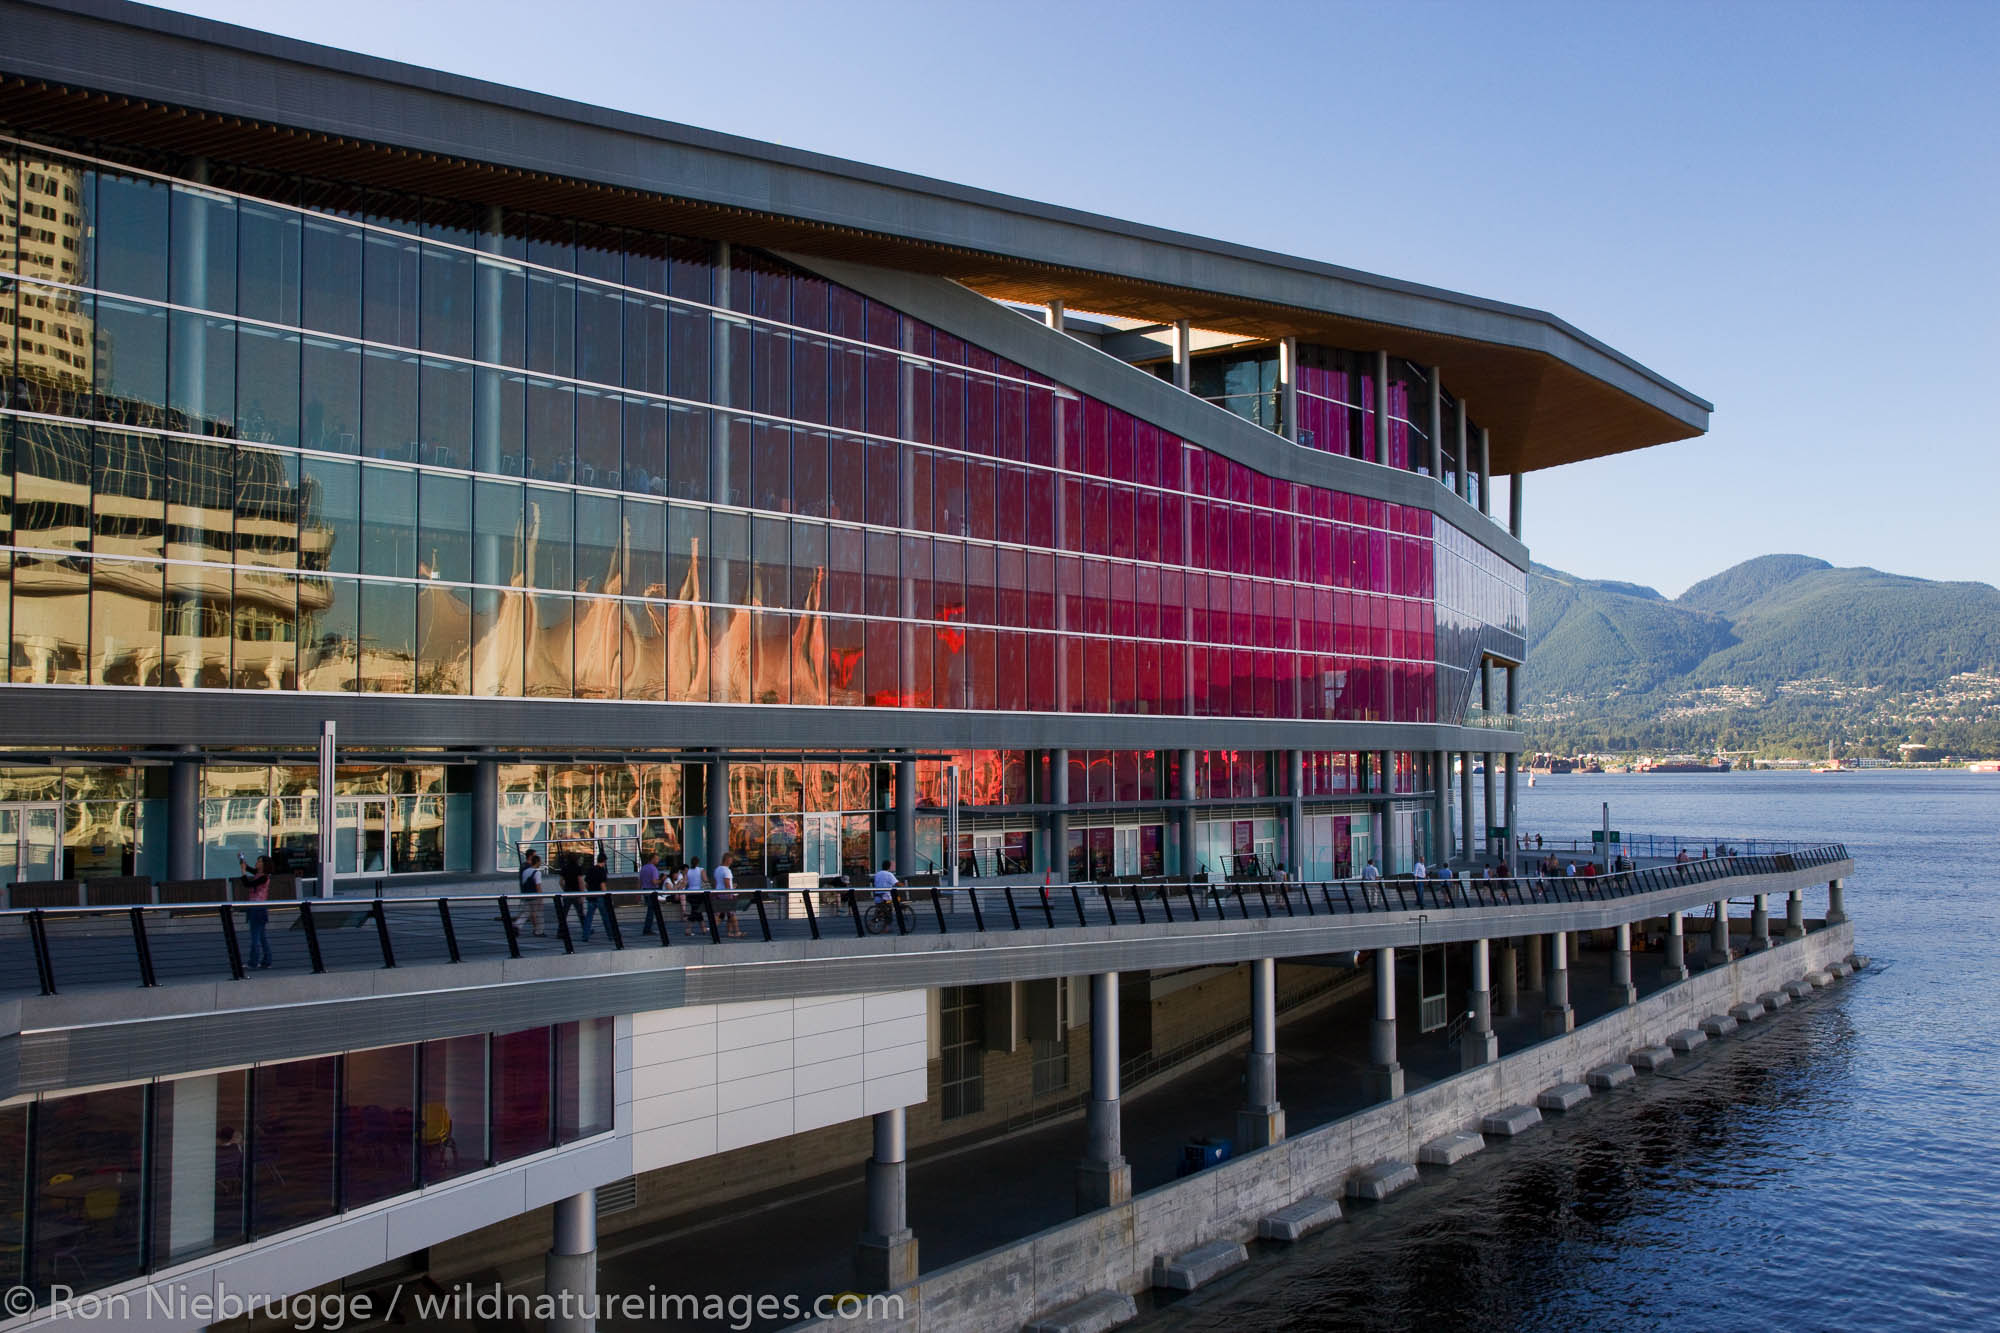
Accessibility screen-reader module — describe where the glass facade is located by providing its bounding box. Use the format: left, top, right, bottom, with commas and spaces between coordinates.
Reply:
0, 1018, 610, 1309
0, 134, 1526, 726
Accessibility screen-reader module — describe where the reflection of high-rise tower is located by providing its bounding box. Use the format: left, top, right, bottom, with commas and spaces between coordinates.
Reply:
2, 157, 92, 394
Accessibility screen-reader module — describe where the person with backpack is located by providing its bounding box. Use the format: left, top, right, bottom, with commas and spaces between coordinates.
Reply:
516, 850, 546, 936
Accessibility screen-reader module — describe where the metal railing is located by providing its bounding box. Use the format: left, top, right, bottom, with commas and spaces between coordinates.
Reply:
1516, 833, 1833, 861
0, 844, 1849, 1000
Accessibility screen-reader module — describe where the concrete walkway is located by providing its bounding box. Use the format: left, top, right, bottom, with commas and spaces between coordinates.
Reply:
373, 931, 1740, 1331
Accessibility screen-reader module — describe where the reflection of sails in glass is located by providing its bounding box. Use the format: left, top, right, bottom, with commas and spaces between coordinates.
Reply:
665, 536, 708, 702
472, 502, 529, 697
574, 520, 623, 699
790, 566, 827, 706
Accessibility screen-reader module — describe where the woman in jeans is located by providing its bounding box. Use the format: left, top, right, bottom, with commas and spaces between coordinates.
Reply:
237, 853, 274, 969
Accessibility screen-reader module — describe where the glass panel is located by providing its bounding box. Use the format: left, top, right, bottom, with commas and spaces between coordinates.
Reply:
250, 1055, 338, 1237
421, 1034, 490, 1182
491, 1027, 553, 1163
149, 1070, 249, 1267
554, 1017, 613, 1143
342, 1044, 418, 1208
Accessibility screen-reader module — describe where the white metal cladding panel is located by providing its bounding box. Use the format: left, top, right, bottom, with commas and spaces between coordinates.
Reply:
627, 990, 928, 1172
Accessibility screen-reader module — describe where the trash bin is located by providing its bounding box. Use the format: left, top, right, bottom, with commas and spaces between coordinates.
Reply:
1178, 1137, 1233, 1177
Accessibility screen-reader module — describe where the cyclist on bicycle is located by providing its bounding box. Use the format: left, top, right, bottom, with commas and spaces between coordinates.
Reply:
871, 860, 899, 903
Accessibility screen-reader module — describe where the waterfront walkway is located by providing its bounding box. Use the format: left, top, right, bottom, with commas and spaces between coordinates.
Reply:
373, 929, 1776, 1332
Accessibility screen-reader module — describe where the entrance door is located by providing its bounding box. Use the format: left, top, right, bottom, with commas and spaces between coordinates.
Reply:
803, 813, 842, 878
971, 830, 1003, 878
593, 818, 641, 874
332, 797, 391, 876
1113, 826, 1139, 877
0, 803, 63, 888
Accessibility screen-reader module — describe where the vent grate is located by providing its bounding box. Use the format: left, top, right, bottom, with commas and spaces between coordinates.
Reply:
597, 1176, 638, 1218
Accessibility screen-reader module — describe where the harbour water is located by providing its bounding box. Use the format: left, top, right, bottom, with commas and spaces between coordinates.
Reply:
1130, 770, 2000, 1331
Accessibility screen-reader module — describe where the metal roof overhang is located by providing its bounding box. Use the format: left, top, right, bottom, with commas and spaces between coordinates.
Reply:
0, 0, 1709, 476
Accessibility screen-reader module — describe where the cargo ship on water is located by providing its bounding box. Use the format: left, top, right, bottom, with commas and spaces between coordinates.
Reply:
1637, 757, 1734, 773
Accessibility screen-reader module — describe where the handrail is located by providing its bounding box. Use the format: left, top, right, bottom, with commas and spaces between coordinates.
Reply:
0, 845, 1849, 999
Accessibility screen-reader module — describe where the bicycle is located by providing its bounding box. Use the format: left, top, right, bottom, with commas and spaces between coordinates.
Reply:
863, 894, 913, 934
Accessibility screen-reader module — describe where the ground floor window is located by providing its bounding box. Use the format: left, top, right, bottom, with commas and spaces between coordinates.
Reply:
939, 986, 984, 1119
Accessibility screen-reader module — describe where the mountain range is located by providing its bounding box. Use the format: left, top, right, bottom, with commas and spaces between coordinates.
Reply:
1521, 555, 2000, 757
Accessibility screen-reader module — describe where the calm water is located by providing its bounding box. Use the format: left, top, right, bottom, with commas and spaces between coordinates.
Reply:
1133, 770, 2000, 1332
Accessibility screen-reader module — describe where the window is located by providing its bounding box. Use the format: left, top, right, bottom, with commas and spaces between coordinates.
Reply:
938, 986, 984, 1119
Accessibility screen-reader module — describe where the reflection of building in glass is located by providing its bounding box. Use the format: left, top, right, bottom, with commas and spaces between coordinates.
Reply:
0, 11, 1702, 896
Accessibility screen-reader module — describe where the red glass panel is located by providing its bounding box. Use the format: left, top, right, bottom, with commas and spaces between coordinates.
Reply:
1231, 648, 1254, 717
934, 453, 966, 536
1084, 399, 1108, 476
865, 620, 898, 706
1160, 642, 1186, 715
1028, 633, 1057, 712
1026, 469, 1055, 549
1063, 637, 1086, 713
1087, 638, 1110, 713
1026, 388, 1054, 466
997, 630, 1025, 711
1109, 562, 1135, 638
827, 616, 864, 707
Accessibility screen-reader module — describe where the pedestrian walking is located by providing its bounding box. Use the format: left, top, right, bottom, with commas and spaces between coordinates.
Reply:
516, 850, 546, 936
683, 857, 706, 936
713, 854, 742, 938
638, 850, 663, 934
581, 851, 610, 940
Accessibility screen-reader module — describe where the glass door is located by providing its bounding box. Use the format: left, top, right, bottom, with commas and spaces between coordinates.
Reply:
802, 813, 841, 878
1113, 826, 1139, 877
0, 803, 63, 888
593, 818, 641, 874
333, 797, 392, 876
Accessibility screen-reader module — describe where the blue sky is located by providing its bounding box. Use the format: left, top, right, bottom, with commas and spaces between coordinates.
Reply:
154, 0, 1998, 597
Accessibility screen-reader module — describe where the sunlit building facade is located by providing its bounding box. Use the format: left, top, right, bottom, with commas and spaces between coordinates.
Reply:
0, 2, 1705, 897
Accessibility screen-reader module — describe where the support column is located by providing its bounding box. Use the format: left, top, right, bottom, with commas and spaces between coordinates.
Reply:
1045, 299, 1064, 333
1462, 937, 1500, 1068
1459, 751, 1474, 863
1826, 877, 1847, 925
1238, 957, 1285, 1147
1497, 938, 1519, 1018
894, 757, 916, 879
1482, 750, 1497, 860
1525, 929, 1545, 994
1541, 932, 1573, 1036
1175, 749, 1197, 879
1510, 471, 1524, 540
167, 751, 202, 882
1610, 922, 1636, 1007
707, 756, 730, 883
1077, 973, 1131, 1212
1285, 749, 1304, 881
1785, 888, 1806, 940
1372, 349, 1389, 465
474, 204, 507, 476
1477, 426, 1492, 516
471, 758, 500, 876
1751, 893, 1771, 949
1661, 910, 1689, 982
544, 1190, 597, 1333
1046, 749, 1070, 877
1455, 397, 1471, 500
1427, 364, 1444, 481
1431, 749, 1450, 866
856, 1107, 917, 1290
1502, 752, 1519, 872
1368, 946, 1404, 1100
1278, 336, 1299, 442
1172, 319, 1192, 393
709, 241, 735, 506
1710, 899, 1731, 964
